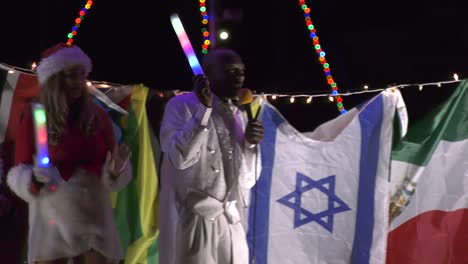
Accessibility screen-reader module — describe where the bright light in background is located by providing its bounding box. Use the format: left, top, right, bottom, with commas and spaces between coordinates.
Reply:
453, 73, 459, 81
363, 85, 369, 90
219, 31, 229, 40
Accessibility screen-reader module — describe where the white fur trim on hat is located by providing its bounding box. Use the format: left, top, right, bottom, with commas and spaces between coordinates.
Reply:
36, 45, 92, 84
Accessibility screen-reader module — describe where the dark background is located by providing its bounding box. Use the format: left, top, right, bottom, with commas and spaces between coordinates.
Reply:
1, 0, 467, 131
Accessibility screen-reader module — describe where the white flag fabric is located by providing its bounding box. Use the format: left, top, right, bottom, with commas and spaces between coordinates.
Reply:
246, 90, 406, 264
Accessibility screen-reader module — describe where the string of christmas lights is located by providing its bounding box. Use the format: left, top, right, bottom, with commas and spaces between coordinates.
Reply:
66, 0, 94, 46
262, 78, 461, 104
199, 0, 211, 55
1, 62, 462, 104
0, 62, 37, 75
298, 0, 346, 114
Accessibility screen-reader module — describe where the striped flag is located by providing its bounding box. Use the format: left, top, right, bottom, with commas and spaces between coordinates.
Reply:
0, 65, 39, 170
247, 90, 406, 264
387, 81, 468, 264
112, 84, 159, 264
0, 65, 38, 263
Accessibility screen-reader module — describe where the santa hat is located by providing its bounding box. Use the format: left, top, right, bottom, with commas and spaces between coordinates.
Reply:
36, 43, 92, 84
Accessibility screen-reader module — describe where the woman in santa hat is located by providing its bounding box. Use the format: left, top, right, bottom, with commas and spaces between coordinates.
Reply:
6, 43, 132, 264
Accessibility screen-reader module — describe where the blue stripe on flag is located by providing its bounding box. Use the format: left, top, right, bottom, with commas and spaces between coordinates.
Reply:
247, 105, 284, 264
351, 95, 384, 264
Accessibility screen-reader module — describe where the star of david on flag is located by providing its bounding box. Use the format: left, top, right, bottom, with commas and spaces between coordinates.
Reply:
277, 173, 351, 232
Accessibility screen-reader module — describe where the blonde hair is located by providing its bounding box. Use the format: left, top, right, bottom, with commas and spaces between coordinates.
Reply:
39, 70, 96, 145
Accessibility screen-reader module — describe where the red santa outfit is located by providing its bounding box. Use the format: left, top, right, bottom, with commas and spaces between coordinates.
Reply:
6, 44, 131, 263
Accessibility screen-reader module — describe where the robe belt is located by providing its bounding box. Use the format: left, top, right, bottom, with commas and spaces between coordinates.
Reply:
185, 192, 241, 224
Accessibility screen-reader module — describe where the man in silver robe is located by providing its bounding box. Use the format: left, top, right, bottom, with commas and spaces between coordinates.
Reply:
159, 48, 264, 264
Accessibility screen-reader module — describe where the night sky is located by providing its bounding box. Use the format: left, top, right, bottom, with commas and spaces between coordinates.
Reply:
1, 0, 467, 131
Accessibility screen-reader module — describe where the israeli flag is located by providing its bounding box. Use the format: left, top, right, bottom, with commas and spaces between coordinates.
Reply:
247, 90, 407, 264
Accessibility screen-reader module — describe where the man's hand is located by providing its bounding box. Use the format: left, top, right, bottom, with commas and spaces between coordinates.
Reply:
245, 120, 264, 145
193, 74, 212, 108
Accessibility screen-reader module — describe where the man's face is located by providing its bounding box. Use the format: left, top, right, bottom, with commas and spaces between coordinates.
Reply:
208, 53, 245, 99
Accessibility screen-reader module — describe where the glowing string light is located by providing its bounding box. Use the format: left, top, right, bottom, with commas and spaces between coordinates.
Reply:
298, 0, 347, 114
2, 62, 462, 107
199, 0, 211, 55
170, 14, 204, 75
31, 103, 50, 168
66, 0, 94, 46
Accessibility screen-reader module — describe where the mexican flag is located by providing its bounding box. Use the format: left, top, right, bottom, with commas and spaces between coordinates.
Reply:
387, 81, 468, 263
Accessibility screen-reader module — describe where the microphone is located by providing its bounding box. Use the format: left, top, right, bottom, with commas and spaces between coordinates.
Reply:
237, 88, 254, 121
237, 88, 266, 123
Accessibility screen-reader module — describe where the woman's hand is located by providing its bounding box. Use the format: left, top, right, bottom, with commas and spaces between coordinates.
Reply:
106, 143, 131, 179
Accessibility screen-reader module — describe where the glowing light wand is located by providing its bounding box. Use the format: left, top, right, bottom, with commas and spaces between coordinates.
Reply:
170, 13, 204, 76
31, 103, 50, 168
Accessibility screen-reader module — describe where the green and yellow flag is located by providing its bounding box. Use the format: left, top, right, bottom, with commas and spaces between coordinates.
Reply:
112, 84, 159, 264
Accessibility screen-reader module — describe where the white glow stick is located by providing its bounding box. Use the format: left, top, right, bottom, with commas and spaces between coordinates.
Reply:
31, 103, 50, 168
170, 13, 204, 76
